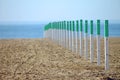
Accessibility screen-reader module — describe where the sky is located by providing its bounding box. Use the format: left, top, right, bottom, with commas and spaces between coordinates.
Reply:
0, 0, 120, 23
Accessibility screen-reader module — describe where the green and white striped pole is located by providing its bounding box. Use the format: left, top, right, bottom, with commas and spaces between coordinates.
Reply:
61, 21, 62, 46
97, 20, 100, 65
46, 24, 47, 38
69, 21, 71, 50
50, 23, 53, 40
54, 22, 56, 42
59, 22, 61, 45
59, 22, 62, 45
48, 23, 51, 40
65, 21, 68, 48
80, 20, 83, 56
58, 22, 59, 44
53, 22, 55, 41
64, 21, 66, 48
61, 21, 63, 46
47, 24, 49, 39
55, 22, 57, 43
52, 22, 54, 41
62, 21, 64, 47
51, 23, 53, 41
55, 22, 57, 42
104, 20, 109, 70
70, 21, 72, 51
71, 21, 73, 52
76, 20, 79, 53
90, 20, 94, 63
56, 22, 59, 43
62, 21, 65, 47
84, 20, 88, 59
48, 24, 50, 39
67, 21, 69, 49
58, 22, 60, 45
56, 22, 58, 43
72, 21, 75, 52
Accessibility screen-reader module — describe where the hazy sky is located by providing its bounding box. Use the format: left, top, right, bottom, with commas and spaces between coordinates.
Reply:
0, 0, 120, 23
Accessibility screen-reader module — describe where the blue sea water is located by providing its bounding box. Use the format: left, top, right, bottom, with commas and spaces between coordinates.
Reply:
0, 23, 120, 39
0, 24, 44, 39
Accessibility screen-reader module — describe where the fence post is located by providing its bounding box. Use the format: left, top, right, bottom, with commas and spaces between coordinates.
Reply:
65, 21, 67, 48
64, 21, 66, 48
72, 21, 75, 52
84, 20, 88, 59
80, 20, 83, 56
76, 20, 79, 53
69, 21, 71, 50
97, 20, 100, 65
69, 21, 72, 51
60, 22, 62, 46
90, 20, 94, 63
67, 21, 69, 49
104, 20, 109, 70
59, 22, 61, 45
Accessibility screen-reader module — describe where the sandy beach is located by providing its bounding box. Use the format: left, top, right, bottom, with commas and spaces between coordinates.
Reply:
0, 38, 120, 80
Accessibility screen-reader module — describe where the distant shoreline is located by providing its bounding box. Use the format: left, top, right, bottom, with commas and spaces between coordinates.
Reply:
0, 37, 120, 40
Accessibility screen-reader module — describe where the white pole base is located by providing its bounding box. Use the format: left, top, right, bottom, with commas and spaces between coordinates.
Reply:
90, 35, 94, 63
80, 32, 82, 56
105, 37, 109, 70
84, 33, 88, 59
97, 35, 100, 65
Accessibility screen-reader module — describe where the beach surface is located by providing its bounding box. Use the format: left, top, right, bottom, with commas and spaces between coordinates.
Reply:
0, 38, 120, 80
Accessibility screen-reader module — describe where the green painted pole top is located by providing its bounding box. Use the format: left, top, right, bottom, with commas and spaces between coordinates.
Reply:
63, 21, 64, 30
59, 22, 61, 30
52, 23, 54, 29
54, 22, 55, 29
57, 22, 58, 29
104, 20, 109, 37
80, 20, 83, 32
55, 22, 56, 29
60, 22, 62, 30
59, 22, 61, 29
97, 20, 100, 35
46, 25, 48, 31
59, 22, 60, 30
72, 21, 75, 31
53, 22, 54, 29
62, 21, 64, 30
58, 22, 60, 30
56, 22, 57, 29
64, 21, 66, 30
70, 21, 72, 31
76, 20, 79, 32
61, 22, 62, 30
67, 21, 69, 31
90, 20, 93, 34
85, 20, 88, 33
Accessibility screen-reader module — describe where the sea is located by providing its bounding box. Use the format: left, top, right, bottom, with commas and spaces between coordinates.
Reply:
0, 23, 120, 39
0, 24, 44, 39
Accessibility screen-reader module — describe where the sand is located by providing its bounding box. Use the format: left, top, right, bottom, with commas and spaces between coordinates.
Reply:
0, 38, 120, 80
